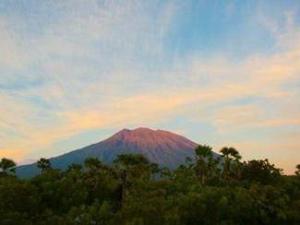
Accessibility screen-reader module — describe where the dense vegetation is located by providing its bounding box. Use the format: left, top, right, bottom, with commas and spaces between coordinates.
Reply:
1, 145, 300, 225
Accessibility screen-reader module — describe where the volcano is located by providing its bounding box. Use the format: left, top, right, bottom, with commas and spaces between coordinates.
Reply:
17, 128, 212, 177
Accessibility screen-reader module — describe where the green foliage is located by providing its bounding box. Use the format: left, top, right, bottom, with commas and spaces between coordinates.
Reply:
241, 159, 282, 185
0, 158, 16, 176
194, 145, 220, 185
37, 158, 51, 172
195, 145, 213, 159
0, 149, 299, 225
220, 147, 242, 182
295, 164, 300, 176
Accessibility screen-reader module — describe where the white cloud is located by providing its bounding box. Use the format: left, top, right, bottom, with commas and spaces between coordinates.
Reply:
0, 17, 30, 70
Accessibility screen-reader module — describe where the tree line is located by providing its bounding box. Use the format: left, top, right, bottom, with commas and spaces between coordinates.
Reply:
0, 145, 300, 225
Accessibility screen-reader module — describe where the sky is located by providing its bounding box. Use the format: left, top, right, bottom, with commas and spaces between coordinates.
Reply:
0, 0, 299, 174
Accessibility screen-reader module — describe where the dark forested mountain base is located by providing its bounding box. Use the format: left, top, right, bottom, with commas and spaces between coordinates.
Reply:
1, 145, 300, 225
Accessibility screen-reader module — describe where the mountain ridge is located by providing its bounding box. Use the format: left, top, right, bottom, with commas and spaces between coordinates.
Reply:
16, 127, 213, 177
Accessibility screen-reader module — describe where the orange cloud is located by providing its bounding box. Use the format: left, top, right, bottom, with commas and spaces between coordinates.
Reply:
0, 149, 26, 163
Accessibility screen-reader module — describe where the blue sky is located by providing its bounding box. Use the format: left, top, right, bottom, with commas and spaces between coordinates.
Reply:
0, 0, 299, 174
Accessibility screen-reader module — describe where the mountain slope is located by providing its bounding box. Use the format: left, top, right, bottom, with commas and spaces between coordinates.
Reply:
16, 128, 212, 177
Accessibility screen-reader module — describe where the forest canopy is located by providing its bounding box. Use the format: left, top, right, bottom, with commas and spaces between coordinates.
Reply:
0, 146, 300, 225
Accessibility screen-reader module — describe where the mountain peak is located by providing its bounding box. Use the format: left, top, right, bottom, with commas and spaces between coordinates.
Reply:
113, 127, 156, 138
17, 127, 208, 177
118, 127, 154, 133
106, 127, 197, 152
133, 127, 154, 132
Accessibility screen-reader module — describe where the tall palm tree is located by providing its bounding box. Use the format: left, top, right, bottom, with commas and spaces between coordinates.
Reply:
194, 145, 214, 185
220, 147, 241, 181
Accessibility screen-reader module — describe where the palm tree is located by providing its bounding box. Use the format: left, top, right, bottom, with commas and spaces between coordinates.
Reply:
220, 147, 241, 181
195, 145, 213, 159
194, 145, 214, 185
0, 158, 16, 176
220, 147, 241, 160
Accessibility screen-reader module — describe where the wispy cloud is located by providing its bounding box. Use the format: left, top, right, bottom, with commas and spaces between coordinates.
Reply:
0, 1, 299, 174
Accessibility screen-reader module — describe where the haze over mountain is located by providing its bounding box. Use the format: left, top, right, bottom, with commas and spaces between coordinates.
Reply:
17, 128, 214, 177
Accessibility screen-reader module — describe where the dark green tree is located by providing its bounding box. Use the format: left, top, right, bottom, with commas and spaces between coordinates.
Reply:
113, 154, 158, 207
195, 145, 212, 182
83, 157, 118, 206
220, 147, 241, 181
295, 164, 300, 176
37, 158, 51, 172
84, 157, 104, 171
241, 159, 282, 184
194, 145, 217, 185
0, 158, 16, 176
